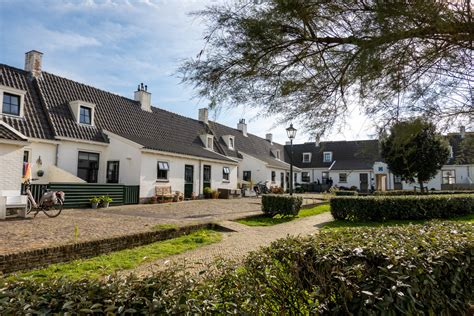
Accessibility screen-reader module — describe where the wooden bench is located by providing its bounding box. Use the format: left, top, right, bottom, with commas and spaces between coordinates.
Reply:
218, 188, 242, 199
0, 191, 27, 220
155, 186, 184, 202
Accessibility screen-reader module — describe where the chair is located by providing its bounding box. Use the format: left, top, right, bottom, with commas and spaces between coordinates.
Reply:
0, 190, 27, 220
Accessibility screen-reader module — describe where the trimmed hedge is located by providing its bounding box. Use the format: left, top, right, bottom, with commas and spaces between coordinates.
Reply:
374, 190, 474, 196
331, 194, 474, 221
335, 190, 358, 196
261, 195, 303, 217
1, 223, 472, 314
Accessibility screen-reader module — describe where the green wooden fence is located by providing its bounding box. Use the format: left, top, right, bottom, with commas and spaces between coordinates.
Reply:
23, 183, 140, 208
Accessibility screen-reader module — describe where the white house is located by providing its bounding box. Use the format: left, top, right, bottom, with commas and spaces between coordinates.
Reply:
0, 50, 297, 203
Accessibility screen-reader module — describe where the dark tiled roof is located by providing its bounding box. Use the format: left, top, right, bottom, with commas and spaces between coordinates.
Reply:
289, 140, 380, 170
0, 64, 55, 140
36, 71, 234, 162
209, 121, 292, 169
0, 124, 26, 141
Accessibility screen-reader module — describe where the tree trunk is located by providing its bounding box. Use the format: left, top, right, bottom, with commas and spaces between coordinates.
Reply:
419, 180, 424, 193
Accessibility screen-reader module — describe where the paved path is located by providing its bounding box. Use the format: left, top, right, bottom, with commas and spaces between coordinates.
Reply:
126, 212, 334, 277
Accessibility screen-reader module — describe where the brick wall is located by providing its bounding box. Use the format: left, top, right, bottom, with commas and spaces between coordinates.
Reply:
0, 223, 215, 274
0, 144, 23, 192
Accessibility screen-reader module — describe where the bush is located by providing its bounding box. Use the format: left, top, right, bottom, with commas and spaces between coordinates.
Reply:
335, 190, 358, 196
261, 195, 303, 217
374, 190, 474, 196
331, 194, 474, 221
2, 223, 472, 314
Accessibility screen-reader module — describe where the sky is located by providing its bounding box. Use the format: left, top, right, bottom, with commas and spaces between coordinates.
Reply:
0, 0, 375, 144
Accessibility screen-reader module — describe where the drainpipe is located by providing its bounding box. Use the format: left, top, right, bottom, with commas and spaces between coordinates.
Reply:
198, 160, 202, 196
55, 144, 59, 166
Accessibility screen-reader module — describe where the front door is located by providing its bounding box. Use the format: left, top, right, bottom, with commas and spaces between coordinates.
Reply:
280, 172, 285, 189
359, 173, 369, 192
376, 174, 387, 191
203, 165, 211, 191
184, 165, 194, 199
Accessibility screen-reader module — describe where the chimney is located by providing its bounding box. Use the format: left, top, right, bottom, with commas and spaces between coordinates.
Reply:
315, 136, 320, 147
25, 50, 43, 78
265, 133, 273, 144
460, 126, 466, 139
134, 83, 152, 112
198, 108, 209, 125
237, 119, 248, 137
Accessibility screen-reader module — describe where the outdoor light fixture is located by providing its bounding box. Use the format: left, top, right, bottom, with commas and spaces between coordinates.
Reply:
286, 124, 297, 196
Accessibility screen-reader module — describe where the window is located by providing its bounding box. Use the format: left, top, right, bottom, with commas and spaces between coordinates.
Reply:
79, 106, 92, 125
106, 161, 120, 183
157, 161, 170, 180
302, 172, 310, 183
206, 136, 214, 150
303, 153, 311, 163
271, 171, 276, 182
442, 170, 456, 184
243, 171, 251, 182
339, 173, 347, 183
77, 151, 100, 183
323, 152, 332, 163
229, 137, 234, 149
22, 150, 30, 177
394, 175, 402, 184
2, 93, 20, 116
275, 150, 280, 160
322, 171, 329, 183
223, 167, 230, 181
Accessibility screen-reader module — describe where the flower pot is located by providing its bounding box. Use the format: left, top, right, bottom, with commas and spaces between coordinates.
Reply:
91, 202, 99, 209
103, 202, 110, 208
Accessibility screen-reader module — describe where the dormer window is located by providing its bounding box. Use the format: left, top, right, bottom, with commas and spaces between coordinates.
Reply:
302, 153, 312, 163
207, 136, 214, 150
229, 137, 235, 150
80, 106, 92, 125
0, 85, 26, 117
69, 100, 96, 126
323, 151, 332, 163
272, 149, 281, 160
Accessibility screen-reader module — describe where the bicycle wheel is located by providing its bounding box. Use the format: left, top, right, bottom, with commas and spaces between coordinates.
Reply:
43, 200, 63, 218
26, 198, 33, 214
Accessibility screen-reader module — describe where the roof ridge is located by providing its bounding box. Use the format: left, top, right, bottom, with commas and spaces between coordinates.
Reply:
0, 63, 29, 75
209, 120, 285, 146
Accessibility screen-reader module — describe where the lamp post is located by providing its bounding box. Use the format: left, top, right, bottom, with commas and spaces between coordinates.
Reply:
286, 124, 297, 196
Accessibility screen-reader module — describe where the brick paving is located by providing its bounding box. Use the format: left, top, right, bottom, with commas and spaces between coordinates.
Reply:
125, 212, 334, 278
0, 197, 323, 256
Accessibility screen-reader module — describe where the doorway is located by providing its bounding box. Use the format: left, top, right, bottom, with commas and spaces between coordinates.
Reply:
184, 165, 194, 199
203, 165, 211, 191
359, 173, 368, 192
376, 174, 387, 191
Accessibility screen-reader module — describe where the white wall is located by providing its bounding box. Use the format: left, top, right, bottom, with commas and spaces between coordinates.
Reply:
105, 133, 142, 185
238, 152, 268, 185
0, 143, 24, 192
25, 141, 57, 184
140, 151, 238, 198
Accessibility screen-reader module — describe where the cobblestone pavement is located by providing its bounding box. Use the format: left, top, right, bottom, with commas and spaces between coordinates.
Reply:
125, 211, 334, 278
1, 197, 328, 256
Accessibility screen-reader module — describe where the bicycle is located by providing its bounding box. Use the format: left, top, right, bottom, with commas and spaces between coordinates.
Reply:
24, 179, 65, 218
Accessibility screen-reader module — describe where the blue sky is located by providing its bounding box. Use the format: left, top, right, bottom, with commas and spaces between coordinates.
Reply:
0, 0, 374, 144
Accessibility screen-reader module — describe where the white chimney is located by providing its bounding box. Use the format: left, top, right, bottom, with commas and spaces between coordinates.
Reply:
315, 136, 320, 147
198, 108, 209, 125
134, 83, 152, 112
265, 133, 273, 143
25, 50, 43, 78
237, 119, 248, 137
460, 126, 466, 139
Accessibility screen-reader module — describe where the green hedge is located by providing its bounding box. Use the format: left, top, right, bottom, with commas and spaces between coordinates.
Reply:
261, 195, 303, 217
374, 190, 474, 196
335, 190, 358, 196
331, 194, 474, 221
1, 223, 472, 314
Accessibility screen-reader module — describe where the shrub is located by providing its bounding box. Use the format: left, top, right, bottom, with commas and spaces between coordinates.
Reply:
261, 195, 303, 217
1, 223, 472, 314
335, 190, 358, 196
331, 194, 474, 221
374, 190, 474, 196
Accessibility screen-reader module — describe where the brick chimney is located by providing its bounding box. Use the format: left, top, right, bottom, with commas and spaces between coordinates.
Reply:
237, 119, 248, 137
25, 50, 43, 78
198, 108, 209, 125
134, 83, 152, 112
265, 133, 273, 144
315, 136, 320, 147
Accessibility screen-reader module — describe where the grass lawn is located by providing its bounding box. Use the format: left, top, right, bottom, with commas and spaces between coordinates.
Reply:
236, 204, 330, 226
323, 213, 474, 230
11, 229, 221, 281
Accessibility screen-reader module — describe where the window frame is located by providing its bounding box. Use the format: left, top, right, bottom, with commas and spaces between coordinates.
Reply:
323, 151, 332, 163
302, 153, 311, 163
157, 161, 170, 181
243, 171, 251, 182
106, 161, 120, 184
79, 105, 92, 125
271, 171, 276, 182
228, 137, 235, 150
77, 151, 100, 183
0, 85, 26, 118
2, 93, 21, 116
223, 167, 230, 181
442, 170, 456, 184
206, 136, 214, 150
339, 173, 348, 183
302, 172, 310, 183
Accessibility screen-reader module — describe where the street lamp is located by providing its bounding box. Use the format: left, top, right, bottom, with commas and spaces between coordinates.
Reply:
286, 124, 297, 196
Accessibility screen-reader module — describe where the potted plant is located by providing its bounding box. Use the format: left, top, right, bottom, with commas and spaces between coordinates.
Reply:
203, 187, 213, 199
211, 190, 220, 199
100, 195, 113, 208
90, 196, 100, 209
149, 196, 158, 204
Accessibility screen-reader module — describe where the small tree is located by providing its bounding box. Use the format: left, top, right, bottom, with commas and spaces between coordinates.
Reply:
381, 119, 449, 192
456, 135, 474, 164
